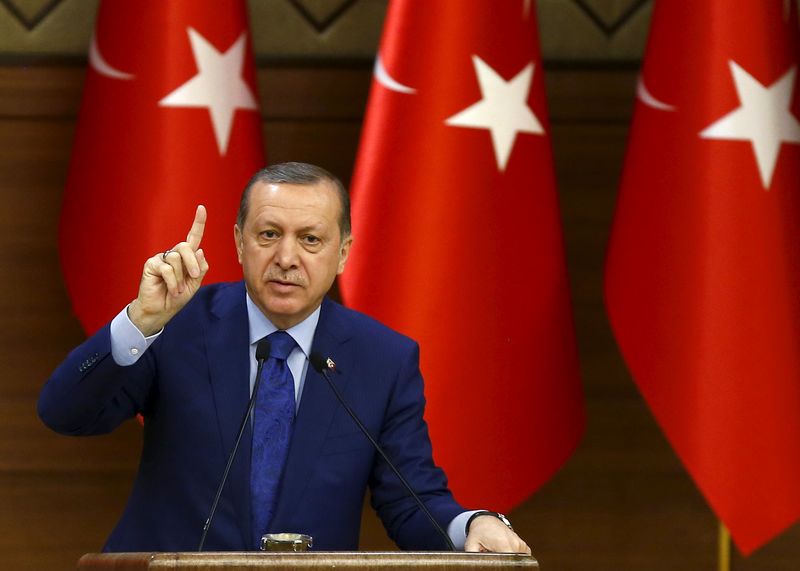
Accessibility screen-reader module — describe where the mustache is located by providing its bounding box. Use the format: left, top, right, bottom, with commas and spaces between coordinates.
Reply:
265, 270, 305, 286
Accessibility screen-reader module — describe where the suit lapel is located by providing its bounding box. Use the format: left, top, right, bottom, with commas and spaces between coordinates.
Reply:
270, 297, 354, 529
205, 281, 252, 547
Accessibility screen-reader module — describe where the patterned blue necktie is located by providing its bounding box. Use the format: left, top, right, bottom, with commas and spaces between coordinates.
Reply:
250, 330, 297, 549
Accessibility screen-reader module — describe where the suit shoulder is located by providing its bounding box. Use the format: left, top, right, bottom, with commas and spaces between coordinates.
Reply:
196, 280, 244, 303
323, 298, 417, 350
169, 281, 245, 325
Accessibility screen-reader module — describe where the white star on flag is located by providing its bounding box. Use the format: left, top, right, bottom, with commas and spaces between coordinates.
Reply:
700, 61, 800, 190
445, 55, 544, 171
160, 28, 259, 156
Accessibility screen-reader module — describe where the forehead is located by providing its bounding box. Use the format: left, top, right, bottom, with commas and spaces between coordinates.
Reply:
246, 180, 341, 227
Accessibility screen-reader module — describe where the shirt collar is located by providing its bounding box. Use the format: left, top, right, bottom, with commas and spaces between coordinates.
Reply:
246, 292, 320, 359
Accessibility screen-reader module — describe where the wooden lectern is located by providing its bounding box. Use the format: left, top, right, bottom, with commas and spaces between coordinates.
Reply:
77, 551, 539, 570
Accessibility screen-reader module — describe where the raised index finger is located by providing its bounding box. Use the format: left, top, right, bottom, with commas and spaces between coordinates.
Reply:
186, 205, 206, 251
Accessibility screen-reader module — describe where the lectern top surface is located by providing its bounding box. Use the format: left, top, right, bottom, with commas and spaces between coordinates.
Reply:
78, 551, 540, 570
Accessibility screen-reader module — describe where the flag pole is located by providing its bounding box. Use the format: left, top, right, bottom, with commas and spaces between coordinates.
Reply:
718, 521, 730, 571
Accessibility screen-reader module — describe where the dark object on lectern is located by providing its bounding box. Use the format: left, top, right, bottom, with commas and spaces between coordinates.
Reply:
261, 533, 313, 552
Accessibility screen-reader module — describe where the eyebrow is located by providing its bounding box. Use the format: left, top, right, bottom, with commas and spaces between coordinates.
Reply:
296, 223, 327, 235
255, 219, 327, 234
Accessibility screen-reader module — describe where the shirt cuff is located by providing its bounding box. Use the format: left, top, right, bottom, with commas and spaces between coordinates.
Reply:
448, 510, 482, 550
110, 305, 162, 366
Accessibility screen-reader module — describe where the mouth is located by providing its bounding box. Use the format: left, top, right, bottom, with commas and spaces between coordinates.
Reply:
268, 278, 302, 292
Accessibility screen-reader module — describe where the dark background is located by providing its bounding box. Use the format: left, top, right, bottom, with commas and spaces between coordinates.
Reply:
1, 1, 798, 568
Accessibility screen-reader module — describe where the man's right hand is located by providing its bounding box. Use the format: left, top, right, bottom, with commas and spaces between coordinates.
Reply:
128, 205, 210, 336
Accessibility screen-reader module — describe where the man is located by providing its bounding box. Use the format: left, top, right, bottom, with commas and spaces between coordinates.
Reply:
39, 162, 529, 553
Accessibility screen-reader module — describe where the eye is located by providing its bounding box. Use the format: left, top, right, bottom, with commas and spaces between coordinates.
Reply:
260, 229, 279, 240
302, 235, 321, 245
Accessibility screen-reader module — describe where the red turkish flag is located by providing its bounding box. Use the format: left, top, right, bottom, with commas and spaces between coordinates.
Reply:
606, 0, 800, 554
339, 0, 584, 510
60, 0, 264, 334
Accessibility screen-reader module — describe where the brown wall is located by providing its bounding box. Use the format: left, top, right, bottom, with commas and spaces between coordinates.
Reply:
2, 61, 800, 570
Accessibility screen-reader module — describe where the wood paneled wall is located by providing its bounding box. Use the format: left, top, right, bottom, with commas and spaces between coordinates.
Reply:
1, 62, 799, 570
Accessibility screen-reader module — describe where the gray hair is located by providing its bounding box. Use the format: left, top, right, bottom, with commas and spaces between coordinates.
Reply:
237, 162, 351, 238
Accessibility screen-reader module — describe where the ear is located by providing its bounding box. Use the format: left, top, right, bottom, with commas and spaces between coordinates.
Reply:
234, 224, 244, 264
336, 235, 353, 275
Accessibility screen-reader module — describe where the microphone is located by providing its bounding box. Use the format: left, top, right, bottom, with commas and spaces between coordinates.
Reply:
198, 338, 271, 551
309, 352, 456, 551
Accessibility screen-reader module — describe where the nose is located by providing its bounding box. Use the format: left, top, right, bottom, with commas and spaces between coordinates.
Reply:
273, 236, 299, 269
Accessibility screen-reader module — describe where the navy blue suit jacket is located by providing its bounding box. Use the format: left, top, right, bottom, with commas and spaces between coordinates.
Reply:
38, 282, 463, 551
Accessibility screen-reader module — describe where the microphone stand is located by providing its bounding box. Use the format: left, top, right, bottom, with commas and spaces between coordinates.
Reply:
310, 353, 456, 551
198, 339, 271, 551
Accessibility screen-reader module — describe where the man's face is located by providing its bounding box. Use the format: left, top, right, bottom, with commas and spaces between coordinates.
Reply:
234, 180, 352, 330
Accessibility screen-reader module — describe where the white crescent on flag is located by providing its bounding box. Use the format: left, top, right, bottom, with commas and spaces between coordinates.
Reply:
636, 76, 676, 111
374, 54, 416, 94
89, 34, 134, 80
